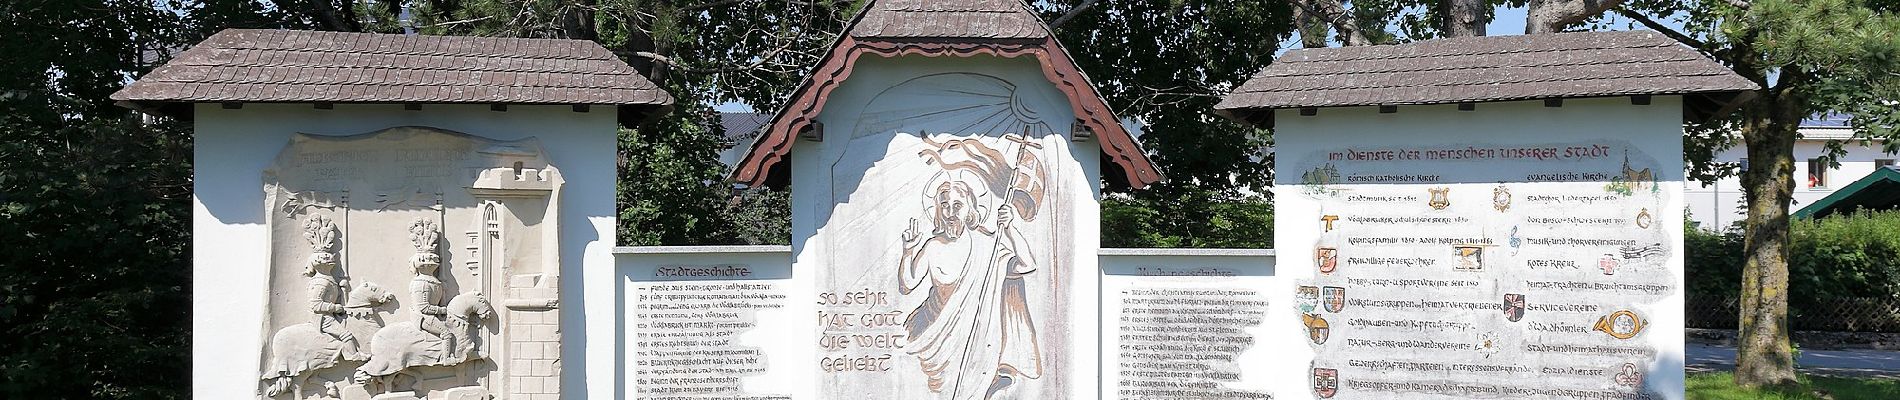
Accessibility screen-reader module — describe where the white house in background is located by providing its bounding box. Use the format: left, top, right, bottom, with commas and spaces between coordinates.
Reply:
1686, 113, 1896, 230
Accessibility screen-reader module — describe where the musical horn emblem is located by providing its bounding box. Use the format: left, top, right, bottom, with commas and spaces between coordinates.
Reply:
1595, 310, 1646, 340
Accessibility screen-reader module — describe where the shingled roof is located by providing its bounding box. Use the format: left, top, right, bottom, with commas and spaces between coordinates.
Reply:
112, 29, 673, 122
850, 0, 1047, 39
1216, 30, 1759, 124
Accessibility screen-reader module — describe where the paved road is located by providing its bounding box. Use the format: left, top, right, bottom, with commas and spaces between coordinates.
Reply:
1687, 343, 1900, 378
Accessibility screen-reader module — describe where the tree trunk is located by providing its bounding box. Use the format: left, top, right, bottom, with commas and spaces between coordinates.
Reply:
1734, 86, 1803, 388
1441, 0, 1486, 37
306, 0, 354, 32
1291, 1, 1330, 48
559, 0, 598, 40
1285, 0, 1372, 46
1525, 0, 1627, 33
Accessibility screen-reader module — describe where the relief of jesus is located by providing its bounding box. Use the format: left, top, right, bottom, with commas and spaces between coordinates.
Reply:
896, 136, 1048, 399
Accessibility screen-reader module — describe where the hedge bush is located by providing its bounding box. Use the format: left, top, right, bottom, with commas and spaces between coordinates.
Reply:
1686, 210, 1900, 310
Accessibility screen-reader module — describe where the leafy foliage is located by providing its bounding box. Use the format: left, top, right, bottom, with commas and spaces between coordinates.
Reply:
1102, 187, 1274, 248
1557, 0, 1900, 384
1040, 0, 1287, 193
0, 114, 193, 399
0, 0, 301, 397
616, 116, 736, 245
1687, 211, 1900, 312
1036, 0, 1291, 249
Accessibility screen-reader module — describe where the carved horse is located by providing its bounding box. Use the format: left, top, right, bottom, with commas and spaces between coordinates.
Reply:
355, 292, 492, 393
261, 281, 394, 399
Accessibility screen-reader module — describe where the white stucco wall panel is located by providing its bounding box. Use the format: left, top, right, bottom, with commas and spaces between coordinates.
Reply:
192, 103, 617, 399
1272, 98, 1688, 400
1099, 251, 1280, 399
613, 246, 800, 399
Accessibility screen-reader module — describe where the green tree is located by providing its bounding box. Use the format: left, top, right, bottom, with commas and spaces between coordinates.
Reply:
1042, 0, 1287, 193
0, 1, 292, 396
1039, 0, 1292, 248
1600, 0, 1900, 386
1101, 187, 1274, 248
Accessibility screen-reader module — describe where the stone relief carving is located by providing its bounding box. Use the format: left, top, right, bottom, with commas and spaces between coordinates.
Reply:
262, 215, 392, 399
898, 135, 1048, 399
817, 72, 1075, 400
355, 219, 492, 392
259, 127, 563, 400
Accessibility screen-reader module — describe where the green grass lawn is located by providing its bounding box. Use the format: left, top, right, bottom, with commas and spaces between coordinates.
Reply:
1689, 372, 1900, 400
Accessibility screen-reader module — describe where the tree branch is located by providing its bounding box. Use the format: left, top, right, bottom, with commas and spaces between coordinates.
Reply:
622, 36, 801, 74
1614, 8, 1713, 56
682, 0, 747, 11
1050, 0, 1101, 30
418, 15, 494, 29
682, 0, 819, 11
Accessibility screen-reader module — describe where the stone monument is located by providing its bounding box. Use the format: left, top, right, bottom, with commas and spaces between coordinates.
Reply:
113, 29, 671, 399
725, 0, 1159, 398
1216, 31, 1759, 400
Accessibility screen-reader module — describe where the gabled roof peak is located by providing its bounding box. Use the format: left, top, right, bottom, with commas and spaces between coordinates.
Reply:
851, 0, 1048, 40
730, 0, 1162, 188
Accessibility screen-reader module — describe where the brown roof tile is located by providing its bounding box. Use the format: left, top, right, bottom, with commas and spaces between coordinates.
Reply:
112, 29, 673, 108
849, 0, 1048, 39
1215, 30, 1758, 112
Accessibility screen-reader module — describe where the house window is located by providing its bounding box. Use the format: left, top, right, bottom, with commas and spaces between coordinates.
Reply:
1807, 158, 1828, 188
1878, 159, 1896, 169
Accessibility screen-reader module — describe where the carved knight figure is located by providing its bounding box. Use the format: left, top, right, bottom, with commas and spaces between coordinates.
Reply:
262, 215, 392, 399
307, 220, 370, 358
357, 218, 492, 392
406, 220, 453, 341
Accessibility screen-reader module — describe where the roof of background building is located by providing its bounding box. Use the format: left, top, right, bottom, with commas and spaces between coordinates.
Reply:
113, 29, 673, 121
1802, 113, 1853, 128
1216, 30, 1759, 124
850, 0, 1047, 39
719, 112, 771, 144
1795, 167, 1900, 219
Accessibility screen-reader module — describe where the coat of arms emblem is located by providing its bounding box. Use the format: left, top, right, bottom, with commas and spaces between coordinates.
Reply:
1312, 367, 1339, 398
1296, 285, 1321, 314
1454, 244, 1486, 271
1428, 187, 1451, 210
1595, 310, 1647, 340
1315, 246, 1339, 275
1322, 286, 1346, 313
1302, 313, 1330, 345
1503, 293, 1526, 322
